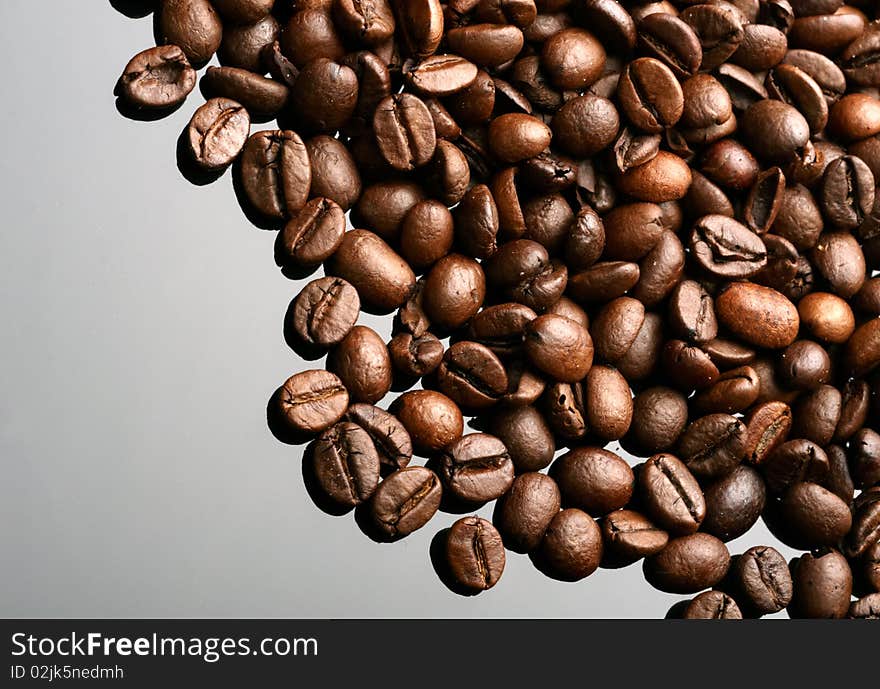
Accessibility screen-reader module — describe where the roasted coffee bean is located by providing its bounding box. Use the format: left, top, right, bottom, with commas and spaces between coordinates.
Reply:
845, 319, 880, 378
275, 369, 349, 435
543, 380, 588, 441
327, 230, 416, 313
306, 135, 362, 211
158, 0, 223, 67
568, 261, 640, 304
396, 0, 444, 58
277, 198, 345, 268
220, 15, 279, 74
669, 280, 717, 345
354, 180, 424, 241
744, 401, 793, 465
311, 421, 380, 507
546, 297, 588, 329
488, 113, 552, 164
445, 516, 506, 591
716, 282, 800, 349
327, 326, 392, 404
612, 127, 661, 175
370, 466, 442, 538
637, 12, 702, 79
638, 453, 706, 535
494, 472, 562, 553
346, 403, 413, 474
240, 130, 309, 219
374, 93, 436, 170
437, 341, 508, 409
389, 332, 444, 378
681, 3, 744, 71
777, 340, 831, 391
524, 314, 593, 383
439, 433, 514, 503
703, 338, 756, 370
789, 549, 852, 618
422, 254, 486, 329
186, 98, 250, 170
334, 0, 396, 45
426, 140, 470, 206
690, 215, 767, 279
602, 203, 664, 263
703, 465, 766, 542
263, 40, 298, 86
553, 95, 619, 158
733, 545, 793, 616
467, 303, 535, 359
118, 45, 196, 110
202, 66, 289, 119
632, 230, 686, 307
601, 510, 669, 564
835, 380, 871, 443
752, 357, 801, 407
662, 340, 720, 391
678, 414, 747, 480
393, 390, 464, 453
519, 153, 577, 194
797, 292, 855, 344
846, 494, 880, 558
771, 183, 823, 250
644, 533, 731, 594
821, 156, 875, 231
627, 387, 688, 456
584, 366, 632, 441
780, 482, 852, 548
848, 594, 880, 620
290, 277, 360, 348
454, 184, 499, 259
840, 21, 880, 87
447, 23, 525, 69
744, 168, 785, 234
700, 138, 759, 191
541, 28, 605, 90
212, 0, 273, 24
752, 234, 799, 292
400, 200, 455, 270
405, 54, 477, 97
591, 297, 644, 364
763, 439, 829, 493
291, 59, 358, 133
741, 99, 809, 164
683, 590, 742, 619
551, 447, 634, 517
489, 405, 555, 472
617, 58, 684, 134
534, 509, 603, 581
716, 62, 768, 112
616, 151, 692, 203
849, 428, 880, 489
281, 10, 345, 68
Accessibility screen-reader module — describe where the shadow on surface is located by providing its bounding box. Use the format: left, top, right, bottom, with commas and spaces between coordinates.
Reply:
109, 0, 157, 19
175, 128, 225, 186
301, 444, 354, 517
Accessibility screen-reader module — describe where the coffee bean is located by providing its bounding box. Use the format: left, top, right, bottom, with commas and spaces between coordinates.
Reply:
840, 21, 880, 87
678, 413, 747, 480
716, 282, 800, 349
221, 16, 279, 74
848, 594, 880, 620
534, 509, 603, 581
780, 481, 852, 548
447, 23, 525, 69
395, 0, 444, 58
541, 28, 605, 90
524, 314, 593, 383
553, 95, 620, 158
849, 428, 880, 489
601, 509, 669, 564
334, 0, 396, 45
373, 93, 436, 171
690, 215, 767, 279
439, 433, 514, 504
186, 97, 251, 170
845, 493, 880, 558
683, 591, 742, 619
602, 203, 664, 262
405, 54, 478, 96
489, 405, 555, 472
845, 319, 880, 378
637, 12, 702, 78
632, 230, 686, 307
611, 127, 660, 175
644, 533, 730, 593
701, 138, 759, 191
744, 401, 793, 465
345, 403, 412, 474
543, 380, 587, 442
327, 325, 392, 404
201, 66, 289, 119
158, 0, 223, 67
437, 341, 508, 409
118, 45, 196, 110
454, 184, 499, 259
212, 0, 272, 24
426, 140, 470, 206
494, 472, 561, 553
669, 280, 717, 344
370, 466, 442, 538
681, 3, 744, 71
733, 545, 793, 616
552, 447, 633, 517
703, 465, 766, 542
789, 549, 852, 618
626, 387, 688, 456
778, 340, 831, 391
744, 167, 786, 234
821, 156, 875, 231
835, 379, 871, 443
638, 453, 706, 535
445, 516, 506, 591
306, 135, 362, 211
399, 200, 454, 270
763, 439, 829, 493
240, 130, 310, 219
275, 369, 349, 435
741, 99, 810, 163
618, 57, 684, 133
354, 180, 424, 241
422, 254, 486, 329
311, 421, 380, 507
290, 277, 360, 347
281, 10, 346, 68
393, 390, 463, 453
616, 151, 693, 203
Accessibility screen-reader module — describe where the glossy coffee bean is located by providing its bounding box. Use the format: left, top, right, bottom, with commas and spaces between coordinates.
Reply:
637, 12, 702, 79
845, 319, 880, 378
311, 421, 380, 507
797, 292, 855, 344
345, 403, 412, 475
741, 99, 809, 163
489, 405, 555, 472
763, 439, 829, 493
393, 390, 463, 454
638, 453, 706, 535
158, 0, 223, 68
275, 369, 349, 435
437, 341, 508, 409
616, 151, 692, 202
488, 113, 552, 163
289, 277, 360, 347
849, 428, 880, 489
306, 135, 362, 211
327, 326, 392, 404
552, 95, 619, 158
201, 66, 289, 119
820, 156, 875, 231
743, 401, 792, 465
439, 433, 514, 504
584, 365, 632, 441
374, 93, 436, 170
669, 280, 717, 344
220, 16, 279, 74
541, 28, 606, 90
627, 387, 689, 455
240, 130, 309, 219
551, 447, 633, 517
354, 180, 424, 241
733, 545, 793, 616
601, 510, 669, 564
716, 282, 799, 349
118, 45, 196, 110
524, 314, 593, 383
681, 3, 744, 71
788, 549, 852, 618
534, 509, 603, 581
678, 413, 747, 480
454, 184, 499, 259
370, 466, 442, 539
186, 98, 251, 170
690, 215, 767, 279
494, 472, 562, 553
445, 516, 506, 591
644, 533, 731, 594
397, 0, 444, 58
422, 254, 486, 329
780, 481, 852, 547
617, 57, 683, 133
777, 340, 831, 390
703, 465, 766, 542
212, 0, 273, 24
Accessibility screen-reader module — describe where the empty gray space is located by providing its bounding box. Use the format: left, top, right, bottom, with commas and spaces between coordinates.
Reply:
0, 1, 794, 618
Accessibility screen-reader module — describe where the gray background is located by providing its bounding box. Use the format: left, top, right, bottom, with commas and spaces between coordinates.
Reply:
0, 1, 795, 618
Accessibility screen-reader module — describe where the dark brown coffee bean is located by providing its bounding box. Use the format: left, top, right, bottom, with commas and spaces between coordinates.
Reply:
551, 447, 633, 517
422, 254, 486, 329
602, 203, 664, 263
373, 93, 436, 170
683, 590, 742, 620
772, 183, 823, 250
393, 390, 464, 453
311, 421, 380, 507
276, 198, 345, 268
681, 4, 744, 71
306, 135, 362, 211
741, 99, 810, 163
281, 10, 346, 68
626, 387, 688, 456
669, 280, 717, 345
820, 156, 875, 231
644, 533, 731, 593
240, 130, 309, 219
782, 48, 846, 105
354, 180, 424, 241
327, 326, 392, 405
524, 314, 593, 383
795, 292, 855, 346
467, 302, 535, 359
263, 40, 298, 86
690, 215, 767, 279
396, 200, 453, 270
553, 95, 619, 159
440, 433, 514, 503
212, 0, 272, 24
663, 340, 720, 391
617, 58, 683, 134
520, 152, 578, 194
489, 405, 555, 472
639, 453, 706, 535
426, 140, 470, 206
752, 356, 802, 406
632, 230, 686, 307
790, 10, 865, 56
117, 45, 196, 110
395, 0, 444, 58
637, 12, 702, 79
275, 369, 349, 435
494, 472, 561, 553
789, 549, 852, 618
590, 296, 644, 365
437, 341, 508, 409
201, 66, 289, 119
158, 0, 223, 67
744, 167, 785, 234
732, 23, 787, 71
849, 428, 880, 489
542, 380, 587, 442
777, 340, 831, 391
445, 516, 506, 591
703, 337, 756, 370
612, 127, 661, 175
389, 332, 443, 378
291, 58, 358, 133
734, 545, 793, 616
700, 138, 759, 191
846, 319, 880, 378
584, 365, 632, 441
186, 97, 251, 170
290, 277, 360, 347
487, 113, 552, 164
567, 261, 640, 304
454, 184, 499, 259
601, 509, 669, 563
534, 509, 603, 581
405, 54, 478, 96
846, 494, 880, 558
370, 466, 442, 538
840, 21, 880, 86
220, 15, 279, 74
327, 230, 416, 313
341, 51, 393, 120
334, 0, 396, 45
703, 465, 766, 542
834, 379, 871, 442
716, 62, 768, 112
616, 151, 693, 202
780, 481, 852, 548
716, 282, 800, 349
346, 403, 413, 474
473, 0, 538, 28
541, 27, 606, 90
678, 413, 747, 480
766, 63, 828, 135
447, 23, 525, 69
848, 594, 880, 620
743, 401, 793, 465
762, 439, 829, 493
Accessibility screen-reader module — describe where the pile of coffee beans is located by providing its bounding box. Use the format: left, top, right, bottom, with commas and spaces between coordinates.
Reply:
116, 0, 880, 618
